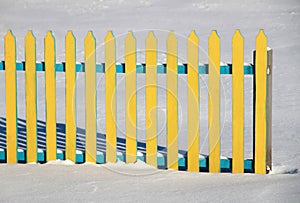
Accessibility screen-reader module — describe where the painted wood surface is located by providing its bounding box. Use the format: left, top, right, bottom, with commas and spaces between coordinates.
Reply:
25, 31, 37, 163
232, 30, 244, 173
0, 30, 270, 174
5, 30, 18, 163
65, 31, 77, 162
125, 31, 137, 163
187, 30, 199, 172
208, 30, 220, 173
84, 31, 97, 163
45, 31, 57, 161
166, 31, 178, 170
146, 31, 157, 167
254, 30, 267, 174
105, 31, 117, 163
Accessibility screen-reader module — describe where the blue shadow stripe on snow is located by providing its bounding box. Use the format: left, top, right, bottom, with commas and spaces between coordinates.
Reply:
0, 117, 253, 172
0, 117, 161, 155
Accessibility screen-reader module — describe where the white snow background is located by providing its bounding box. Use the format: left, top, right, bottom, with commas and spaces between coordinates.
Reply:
0, 0, 299, 202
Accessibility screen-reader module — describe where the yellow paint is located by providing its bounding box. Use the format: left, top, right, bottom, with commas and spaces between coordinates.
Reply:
255, 30, 267, 174
105, 31, 117, 163
166, 31, 178, 170
145, 31, 157, 167
45, 31, 57, 161
208, 30, 220, 173
125, 31, 137, 163
25, 30, 37, 163
65, 31, 76, 162
187, 30, 199, 172
5, 30, 17, 164
232, 30, 244, 173
84, 31, 96, 163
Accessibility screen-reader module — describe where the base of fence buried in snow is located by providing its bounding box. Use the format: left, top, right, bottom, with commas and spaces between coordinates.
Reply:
0, 148, 254, 173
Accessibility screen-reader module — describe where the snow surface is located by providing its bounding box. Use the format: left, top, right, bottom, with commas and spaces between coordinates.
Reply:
0, 0, 300, 202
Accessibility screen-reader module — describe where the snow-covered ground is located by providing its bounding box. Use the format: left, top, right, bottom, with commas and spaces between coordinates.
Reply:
0, 0, 300, 202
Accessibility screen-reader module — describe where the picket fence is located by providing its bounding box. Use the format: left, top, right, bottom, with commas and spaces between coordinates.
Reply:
0, 29, 272, 174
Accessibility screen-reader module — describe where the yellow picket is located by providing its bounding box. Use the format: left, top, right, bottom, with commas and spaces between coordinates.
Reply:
254, 30, 267, 174
232, 30, 244, 173
0, 29, 271, 174
65, 31, 76, 162
166, 31, 178, 170
208, 30, 220, 173
145, 31, 157, 167
84, 31, 97, 163
105, 31, 117, 163
25, 31, 37, 163
5, 30, 17, 164
187, 30, 199, 172
125, 31, 137, 163
45, 31, 57, 161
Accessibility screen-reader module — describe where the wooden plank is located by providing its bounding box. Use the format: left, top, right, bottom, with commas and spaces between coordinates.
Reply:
232, 30, 244, 173
25, 30, 37, 163
5, 30, 18, 164
125, 31, 137, 163
105, 31, 117, 163
208, 30, 220, 173
65, 31, 77, 162
0, 61, 255, 75
45, 31, 57, 161
266, 49, 273, 172
145, 31, 157, 167
166, 31, 178, 170
84, 31, 97, 163
187, 30, 199, 172
254, 30, 267, 174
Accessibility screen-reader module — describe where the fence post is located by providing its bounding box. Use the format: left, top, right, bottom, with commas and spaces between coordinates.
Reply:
266, 49, 273, 172
5, 30, 18, 163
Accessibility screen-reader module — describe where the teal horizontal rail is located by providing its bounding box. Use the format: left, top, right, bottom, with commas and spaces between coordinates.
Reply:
0, 148, 254, 172
0, 61, 254, 75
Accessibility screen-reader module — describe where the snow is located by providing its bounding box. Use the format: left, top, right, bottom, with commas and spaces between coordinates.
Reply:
0, 0, 300, 201
0, 162, 299, 202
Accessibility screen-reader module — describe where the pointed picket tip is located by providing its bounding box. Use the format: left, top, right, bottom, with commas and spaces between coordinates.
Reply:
168, 30, 176, 38
233, 29, 244, 42
146, 31, 157, 52
146, 31, 156, 40
45, 30, 54, 38
126, 31, 136, 40
188, 30, 199, 44
146, 31, 157, 46
209, 30, 220, 40
66, 30, 75, 39
256, 29, 267, 41
233, 29, 243, 38
45, 30, 55, 45
167, 31, 177, 45
105, 31, 115, 42
5, 29, 15, 40
25, 30, 36, 41
85, 31, 96, 43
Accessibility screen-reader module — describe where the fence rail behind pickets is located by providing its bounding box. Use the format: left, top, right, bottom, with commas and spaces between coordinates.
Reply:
0, 29, 272, 174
